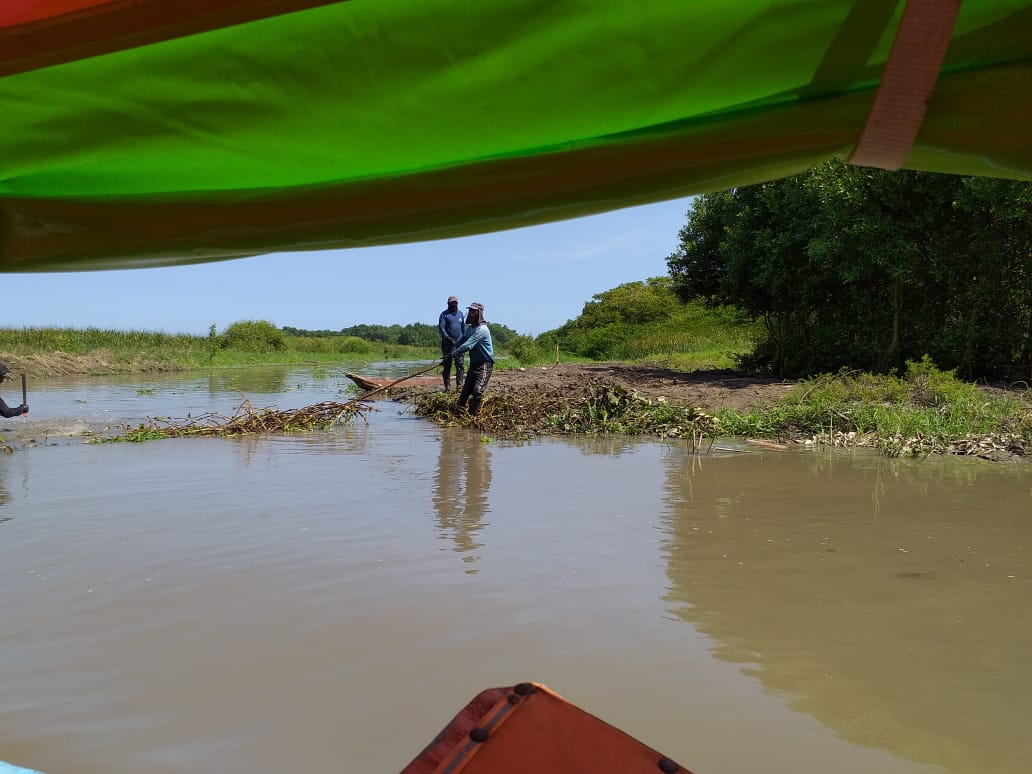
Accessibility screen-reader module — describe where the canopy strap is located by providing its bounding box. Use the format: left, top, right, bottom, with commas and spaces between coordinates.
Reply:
848, 0, 961, 170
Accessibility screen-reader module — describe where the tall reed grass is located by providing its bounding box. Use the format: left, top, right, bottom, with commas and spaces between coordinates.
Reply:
0, 326, 200, 356
0, 326, 439, 372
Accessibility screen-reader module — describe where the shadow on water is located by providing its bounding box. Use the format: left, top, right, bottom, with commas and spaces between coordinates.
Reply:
660, 449, 1032, 773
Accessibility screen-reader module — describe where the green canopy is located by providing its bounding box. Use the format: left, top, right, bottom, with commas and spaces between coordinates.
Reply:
1, 0, 1029, 271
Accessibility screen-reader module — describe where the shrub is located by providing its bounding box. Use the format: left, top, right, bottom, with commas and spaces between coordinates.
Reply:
286, 336, 335, 353
221, 320, 286, 352
507, 334, 541, 364
335, 336, 373, 354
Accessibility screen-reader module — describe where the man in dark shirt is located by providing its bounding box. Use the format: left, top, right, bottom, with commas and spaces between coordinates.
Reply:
0, 363, 27, 418
438, 295, 466, 391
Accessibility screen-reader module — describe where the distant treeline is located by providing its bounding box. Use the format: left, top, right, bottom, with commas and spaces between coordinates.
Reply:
281, 321, 523, 350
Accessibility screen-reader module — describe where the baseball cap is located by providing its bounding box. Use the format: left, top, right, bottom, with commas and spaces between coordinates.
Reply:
467, 302, 485, 321
447, 295, 458, 303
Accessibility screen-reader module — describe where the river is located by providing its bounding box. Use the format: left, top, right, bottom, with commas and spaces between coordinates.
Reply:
0, 365, 1029, 773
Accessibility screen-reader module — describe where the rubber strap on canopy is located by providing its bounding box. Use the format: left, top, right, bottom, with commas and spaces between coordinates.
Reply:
849, 0, 961, 170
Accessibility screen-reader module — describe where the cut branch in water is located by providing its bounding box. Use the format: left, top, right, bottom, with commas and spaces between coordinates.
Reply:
101, 398, 373, 442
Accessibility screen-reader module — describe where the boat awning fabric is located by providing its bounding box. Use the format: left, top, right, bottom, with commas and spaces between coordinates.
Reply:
1, 0, 1029, 272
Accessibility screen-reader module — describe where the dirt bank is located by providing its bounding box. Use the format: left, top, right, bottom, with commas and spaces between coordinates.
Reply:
403, 362, 796, 413
489, 363, 795, 412
0, 350, 181, 379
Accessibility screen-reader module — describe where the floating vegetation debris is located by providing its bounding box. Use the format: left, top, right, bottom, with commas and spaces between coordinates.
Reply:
817, 429, 1029, 461
98, 399, 372, 443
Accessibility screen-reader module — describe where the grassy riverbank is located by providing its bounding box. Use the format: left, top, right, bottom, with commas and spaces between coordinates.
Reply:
0, 326, 439, 376
413, 359, 1032, 462
715, 360, 1031, 459
5, 326, 1030, 461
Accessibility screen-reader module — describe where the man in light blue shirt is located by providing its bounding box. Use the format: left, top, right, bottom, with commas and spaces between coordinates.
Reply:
450, 302, 494, 416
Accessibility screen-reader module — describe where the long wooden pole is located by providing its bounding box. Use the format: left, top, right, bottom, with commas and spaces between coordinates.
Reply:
353, 361, 442, 402
21, 372, 26, 415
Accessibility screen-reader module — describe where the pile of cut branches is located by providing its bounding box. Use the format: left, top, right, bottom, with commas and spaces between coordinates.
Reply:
101, 399, 372, 442
412, 384, 716, 441
414, 391, 570, 440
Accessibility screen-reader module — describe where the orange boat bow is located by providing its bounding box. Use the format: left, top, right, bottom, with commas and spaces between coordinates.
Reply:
402, 682, 691, 774
344, 373, 441, 392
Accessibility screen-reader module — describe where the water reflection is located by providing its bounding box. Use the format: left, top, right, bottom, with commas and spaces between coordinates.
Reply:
575, 435, 639, 457
660, 450, 1032, 773
205, 369, 292, 397
0, 462, 10, 521
432, 430, 492, 573
229, 425, 373, 466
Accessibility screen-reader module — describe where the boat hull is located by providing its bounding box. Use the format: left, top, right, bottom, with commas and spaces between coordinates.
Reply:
401, 682, 691, 774
345, 373, 442, 392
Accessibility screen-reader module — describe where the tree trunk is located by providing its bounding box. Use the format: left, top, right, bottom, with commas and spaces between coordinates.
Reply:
881, 279, 902, 372
957, 304, 980, 379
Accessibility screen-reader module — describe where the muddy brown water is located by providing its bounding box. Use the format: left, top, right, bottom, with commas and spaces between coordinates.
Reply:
0, 365, 1029, 773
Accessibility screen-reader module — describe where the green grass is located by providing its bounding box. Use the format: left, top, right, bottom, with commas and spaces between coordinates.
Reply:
716, 360, 1032, 458
0, 326, 200, 358
544, 302, 760, 370
622, 316, 758, 370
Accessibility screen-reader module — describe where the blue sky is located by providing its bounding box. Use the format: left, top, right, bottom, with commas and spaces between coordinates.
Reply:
0, 196, 694, 338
